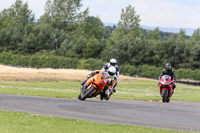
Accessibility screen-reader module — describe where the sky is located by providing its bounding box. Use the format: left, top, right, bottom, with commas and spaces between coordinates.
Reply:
0, 0, 200, 29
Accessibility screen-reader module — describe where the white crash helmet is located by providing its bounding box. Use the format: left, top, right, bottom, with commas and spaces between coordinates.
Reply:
110, 58, 117, 66
107, 66, 116, 80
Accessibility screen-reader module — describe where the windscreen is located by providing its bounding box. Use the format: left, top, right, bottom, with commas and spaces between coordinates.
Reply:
162, 75, 170, 81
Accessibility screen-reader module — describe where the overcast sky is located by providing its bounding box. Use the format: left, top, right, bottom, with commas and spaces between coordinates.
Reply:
1, 0, 200, 29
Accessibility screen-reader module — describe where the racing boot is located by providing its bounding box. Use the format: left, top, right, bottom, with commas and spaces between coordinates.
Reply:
172, 85, 175, 95
104, 94, 110, 100
113, 82, 117, 93
100, 94, 104, 100
100, 91, 105, 100
113, 87, 116, 93
166, 98, 170, 103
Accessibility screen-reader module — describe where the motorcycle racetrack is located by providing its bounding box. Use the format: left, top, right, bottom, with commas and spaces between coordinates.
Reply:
0, 65, 199, 132
0, 94, 199, 132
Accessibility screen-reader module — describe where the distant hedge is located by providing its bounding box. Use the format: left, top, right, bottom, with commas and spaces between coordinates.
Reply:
120, 64, 200, 80
1, 51, 200, 80
0, 51, 78, 69
77, 58, 105, 70
120, 64, 162, 79
0, 51, 105, 70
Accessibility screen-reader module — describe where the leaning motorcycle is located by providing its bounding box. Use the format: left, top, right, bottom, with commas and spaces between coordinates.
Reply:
159, 75, 173, 103
78, 70, 113, 101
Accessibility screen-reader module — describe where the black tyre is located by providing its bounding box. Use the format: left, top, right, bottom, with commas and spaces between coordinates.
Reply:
78, 94, 81, 100
162, 89, 167, 103
81, 86, 96, 101
166, 98, 170, 103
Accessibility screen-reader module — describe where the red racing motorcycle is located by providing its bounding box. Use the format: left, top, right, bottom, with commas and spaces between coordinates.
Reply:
159, 75, 173, 103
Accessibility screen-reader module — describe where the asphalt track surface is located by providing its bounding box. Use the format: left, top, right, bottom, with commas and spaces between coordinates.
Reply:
0, 94, 199, 132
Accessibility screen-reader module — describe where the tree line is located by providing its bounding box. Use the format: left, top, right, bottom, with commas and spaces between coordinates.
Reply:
0, 0, 200, 78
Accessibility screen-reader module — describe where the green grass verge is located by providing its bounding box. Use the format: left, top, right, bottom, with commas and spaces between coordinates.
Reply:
0, 110, 192, 133
0, 80, 199, 102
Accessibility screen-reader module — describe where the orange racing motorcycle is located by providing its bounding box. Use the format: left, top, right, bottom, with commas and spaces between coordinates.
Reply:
78, 70, 115, 101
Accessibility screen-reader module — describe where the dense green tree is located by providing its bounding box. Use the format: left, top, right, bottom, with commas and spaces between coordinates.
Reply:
0, 0, 34, 25
105, 5, 144, 64
38, 0, 90, 57
82, 16, 104, 41
42, 0, 88, 30
146, 27, 161, 41
1, 0, 200, 72
61, 28, 87, 57
0, 0, 35, 52
173, 30, 188, 67
83, 36, 100, 58
118, 5, 140, 29
189, 29, 200, 68
20, 23, 68, 54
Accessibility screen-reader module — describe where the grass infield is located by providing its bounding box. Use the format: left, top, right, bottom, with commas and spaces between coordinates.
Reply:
0, 110, 193, 133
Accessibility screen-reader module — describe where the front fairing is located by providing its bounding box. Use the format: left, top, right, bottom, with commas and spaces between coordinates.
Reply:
159, 75, 172, 86
86, 71, 109, 95
159, 75, 173, 96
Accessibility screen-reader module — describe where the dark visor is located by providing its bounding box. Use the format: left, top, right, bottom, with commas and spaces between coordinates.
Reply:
110, 63, 116, 66
108, 71, 115, 76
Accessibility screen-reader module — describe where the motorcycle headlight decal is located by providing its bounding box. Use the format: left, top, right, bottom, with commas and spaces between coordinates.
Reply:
161, 81, 164, 85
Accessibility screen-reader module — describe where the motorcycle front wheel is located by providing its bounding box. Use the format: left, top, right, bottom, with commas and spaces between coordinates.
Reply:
162, 89, 168, 103
78, 94, 81, 100
80, 86, 96, 101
